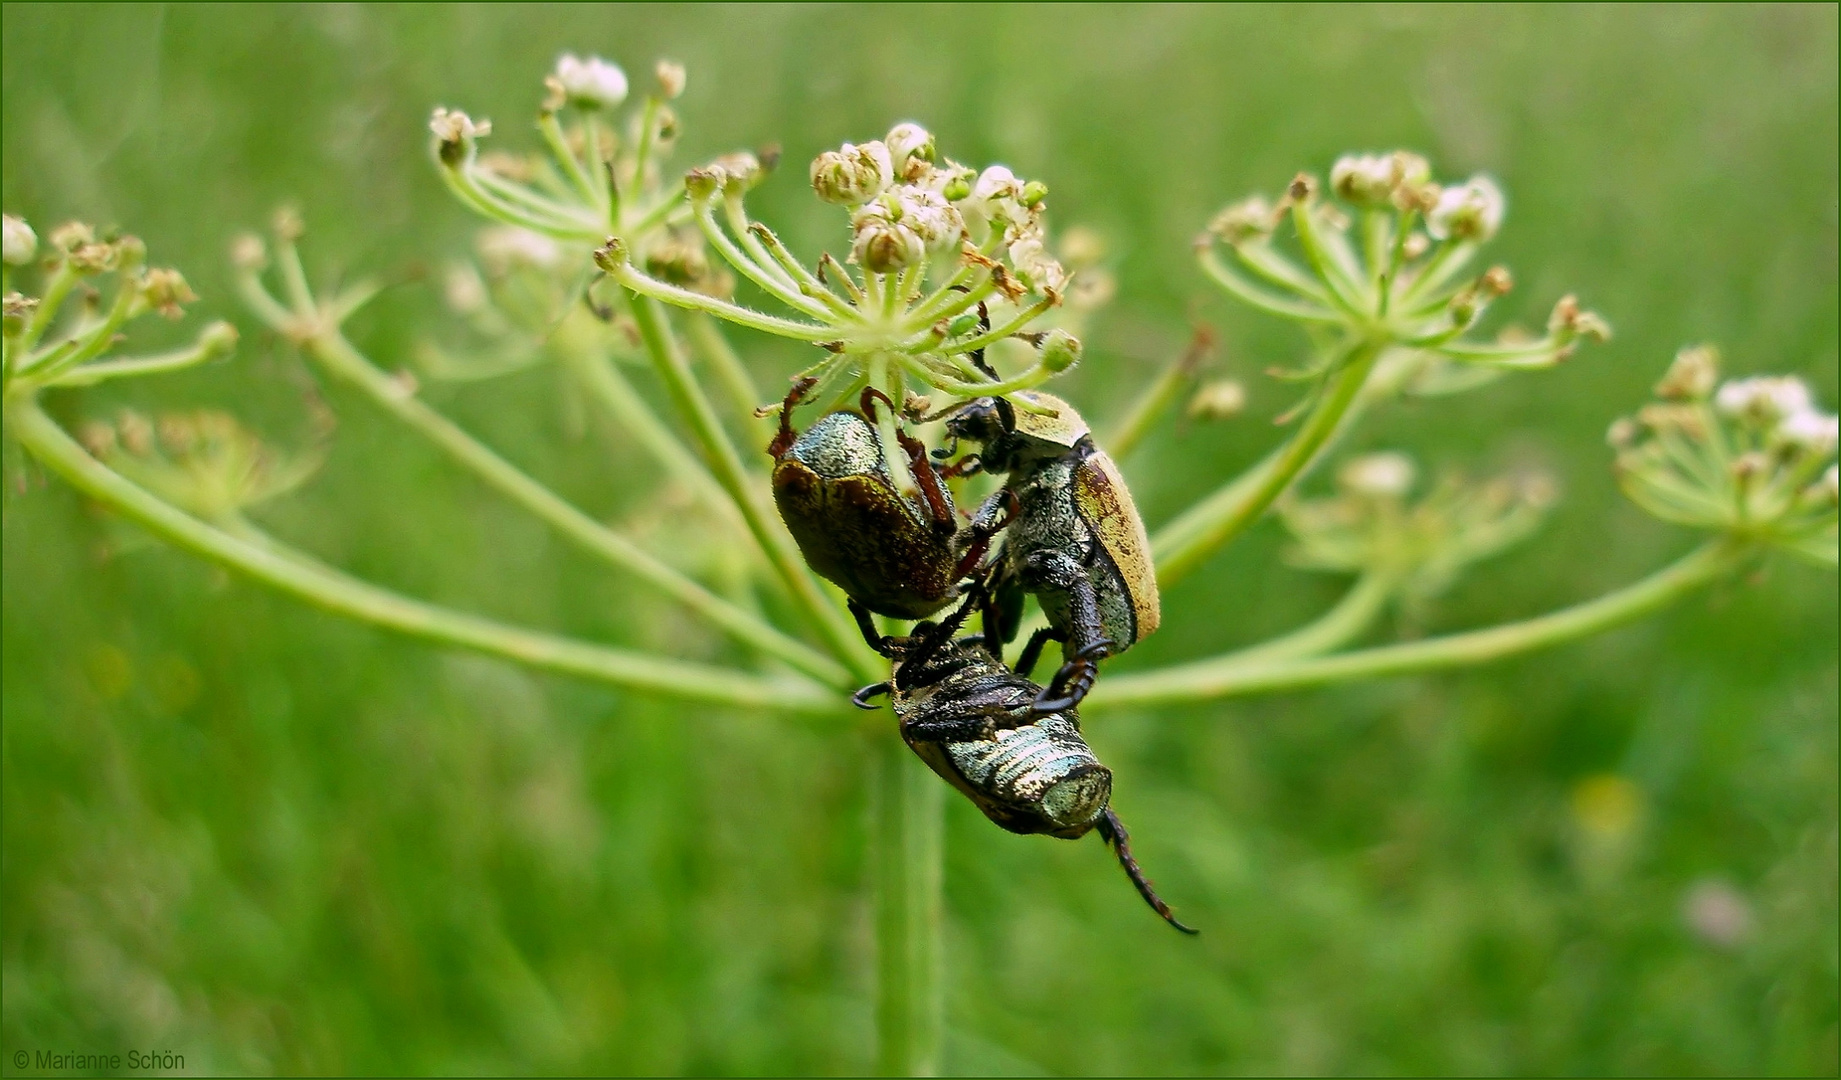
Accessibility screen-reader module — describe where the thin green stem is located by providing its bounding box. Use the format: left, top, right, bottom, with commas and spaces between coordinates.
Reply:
940, 297, 1054, 356
1198, 249, 1342, 325
1154, 339, 1381, 585
4, 395, 835, 713
46, 323, 237, 388
301, 328, 848, 687
1208, 570, 1397, 667
874, 732, 944, 1078
610, 261, 838, 341
1092, 540, 1745, 707
627, 295, 880, 681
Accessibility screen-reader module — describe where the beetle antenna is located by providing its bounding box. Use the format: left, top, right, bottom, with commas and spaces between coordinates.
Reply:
1097, 808, 1198, 934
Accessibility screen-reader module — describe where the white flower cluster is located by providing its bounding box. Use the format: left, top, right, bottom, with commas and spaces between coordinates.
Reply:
1716, 376, 1839, 453
1612, 347, 1837, 559
550, 53, 628, 110
808, 123, 1066, 292
1282, 452, 1554, 599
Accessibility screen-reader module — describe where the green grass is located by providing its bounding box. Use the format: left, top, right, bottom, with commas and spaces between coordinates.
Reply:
3, 4, 1836, 1074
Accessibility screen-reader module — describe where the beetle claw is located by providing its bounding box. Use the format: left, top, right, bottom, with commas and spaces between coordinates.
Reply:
851, 681, 892, 710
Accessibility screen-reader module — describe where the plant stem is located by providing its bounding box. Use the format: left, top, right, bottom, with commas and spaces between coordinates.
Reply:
1210, 570, 1397, 666
1153, 339, 1380, 585
1091, 540, 1744, 707
874, 732, 944, 1078
627, 295, 881, 681
4, 395, 836, 713
303, 329, 848, 687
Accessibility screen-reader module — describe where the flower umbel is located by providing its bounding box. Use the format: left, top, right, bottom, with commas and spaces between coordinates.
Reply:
1613, 346, 1838, 566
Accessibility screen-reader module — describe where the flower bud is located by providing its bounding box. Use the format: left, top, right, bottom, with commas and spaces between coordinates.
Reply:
430, 108, 492, 165
941, 174, 972, 202
593, 237, 630, 272
1188, 379, 1247, 421
140, 268, 197, 319
1427, 175, 1504, 242
48, 221, 95, 252
1329, 153, 1396, 205
886, 122, 935, 170
655, 59, 687, 100
894, 188, 964, 254
553, 54, 628, 109
811, 141, 894, 206
852, 216, 925, 274
1338, 452, 1416, 498
684, 167, 723, 201
230, 233, 268, 271
708, 151, 764, 191
972, 165, 1020, 203
1480, 266, 1512, 296
3, 214, 36, 266
1654, 345, 1719, 400
1020, 180, 1049, 208
3, 292, 38, 334
1039, 329, 1082, 373
1401, 231, 1431, 260
1208, 197, 1277, 246
1547, 295, 1611, 343
1006, 232, 1068, 295
198, 320, 240, 357
947, 311, 981, 338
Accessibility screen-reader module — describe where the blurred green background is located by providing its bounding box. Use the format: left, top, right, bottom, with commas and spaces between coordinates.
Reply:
3, 4, 1836, 1075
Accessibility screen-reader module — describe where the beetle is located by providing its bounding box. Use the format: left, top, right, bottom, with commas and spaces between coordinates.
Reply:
940, 389, 1161, 713
850, 592, 1196, 933
768, 379, 1011, 620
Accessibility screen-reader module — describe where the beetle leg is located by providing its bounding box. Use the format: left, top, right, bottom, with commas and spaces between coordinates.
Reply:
1029, 564, 1111, 713
1013, 626, 1065, 679
849, 598, 896, 657
767, 375, 819, 460
904, 580, 983, 673
979, 557, 1026, 654
901, 699, 1027, 743
1097, 808, 1198, 934
850, 682, 892, 710
938, 453, 984, 481
951, 490, 1018, 580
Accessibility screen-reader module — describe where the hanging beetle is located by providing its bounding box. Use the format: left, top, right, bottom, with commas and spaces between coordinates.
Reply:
768, 379, 1012, 620
940, 388, 1161, 713
850, 592, 1195, 933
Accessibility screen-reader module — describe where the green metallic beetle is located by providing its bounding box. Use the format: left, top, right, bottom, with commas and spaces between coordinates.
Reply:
941, 389, 1161, 712
850, 594, 1195, 933
768, 379, 1010, 620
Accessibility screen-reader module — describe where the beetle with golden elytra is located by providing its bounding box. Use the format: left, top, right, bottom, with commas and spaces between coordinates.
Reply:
941, 387, 1161, 712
